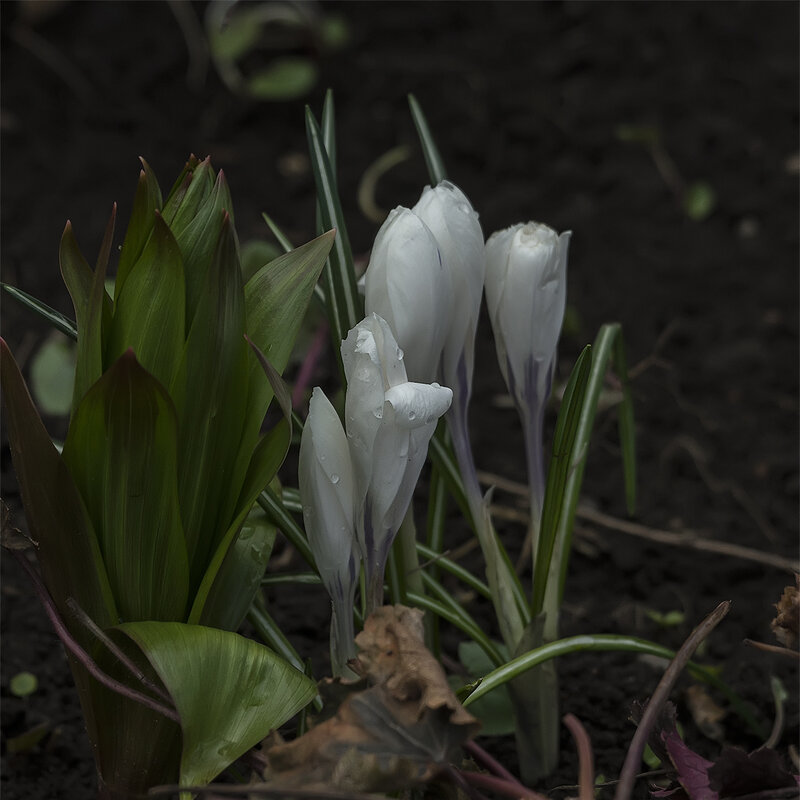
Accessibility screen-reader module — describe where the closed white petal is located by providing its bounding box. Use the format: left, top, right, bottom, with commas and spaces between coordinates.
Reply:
299, 388, 357, 594
413, 181, 484, 389
365, 207, 450, 383
383, 381, 453, 430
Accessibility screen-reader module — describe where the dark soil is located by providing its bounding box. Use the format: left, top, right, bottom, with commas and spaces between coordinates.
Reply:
2, 2, 798, 798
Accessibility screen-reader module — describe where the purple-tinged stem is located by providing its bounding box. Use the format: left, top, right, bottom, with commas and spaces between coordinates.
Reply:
563, 713, 595, 800
292, 320, 329, 409
12, 551, 180, 724
463, 740, 521, 786
460, 769, 549, 800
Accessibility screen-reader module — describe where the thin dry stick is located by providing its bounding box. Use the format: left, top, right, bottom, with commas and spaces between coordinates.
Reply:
65, 597, 174, 704
743, 638, 800, 661
478, 469, 799, 574
614, 600, 731, 800
12, 552, 180, 724
563, 714, 595, 800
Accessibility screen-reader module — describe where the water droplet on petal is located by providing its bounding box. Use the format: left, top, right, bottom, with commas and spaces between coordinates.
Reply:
408, 410, 416, 421
330, 473, 340, 485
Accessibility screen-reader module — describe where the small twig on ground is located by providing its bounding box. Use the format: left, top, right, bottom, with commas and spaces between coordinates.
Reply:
563, 714, 595, 800
614, 600, 731, 800
463, 740, 521, 786
11, 551, 180, 724
65, 597, 174, 704
478, 470, 799, 574
743, 638, 800, 661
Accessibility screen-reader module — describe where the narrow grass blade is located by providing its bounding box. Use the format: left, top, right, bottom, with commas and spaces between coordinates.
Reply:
305, 107, 362, 364
321, 88, 336, 174
407, 592, 504, 668
531, 345, 592, 618
415, 543, 492, 600
2, 284, 78, 340
258, 486, 316, 570
408, 94, 446, 184
261, 213, 294, 254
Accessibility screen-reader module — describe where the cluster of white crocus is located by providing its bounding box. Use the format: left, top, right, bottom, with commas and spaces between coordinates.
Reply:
299, 314, 452, 675
300, 177, 570, 673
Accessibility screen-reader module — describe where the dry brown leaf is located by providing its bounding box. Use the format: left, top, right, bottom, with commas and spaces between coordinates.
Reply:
265, 605, 480, 793
685, 685, 726, 741
771, 576, 799, 650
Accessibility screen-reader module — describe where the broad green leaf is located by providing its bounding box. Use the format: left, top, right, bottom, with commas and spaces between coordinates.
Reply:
531, 344, 592, 618
247, 58, 318, 100
305, 107, 362, 368
30, 332, 76, 416
161, 155, 202, 226
241, 239, 281, 284
117, 621, 317, 788
191, 347, 293, 625
172, 212, 249, 588
166, 156, 215, 241
115, 159, 163, 296
0, 339, 118, 631
2, 283, 78, 340
195, 505, 276, 631
60, 208, 115, 410
457, 641, 514, 736
175, 169, 235, 332
62, 350, 189, 622
408, 94, 446, 184
106, 212, 185, 390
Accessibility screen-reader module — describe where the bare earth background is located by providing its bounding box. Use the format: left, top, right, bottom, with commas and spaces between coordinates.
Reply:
1, 2, 798, 798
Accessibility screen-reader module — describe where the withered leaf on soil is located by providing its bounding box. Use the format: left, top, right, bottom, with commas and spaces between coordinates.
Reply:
636, 701, 799, 800
771, 575, 799, 650
266, 605, 480, 794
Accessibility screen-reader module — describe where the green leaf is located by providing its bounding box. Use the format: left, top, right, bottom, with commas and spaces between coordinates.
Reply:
531, 344, 592, 618
408, 94, 446, 184
541, 325, 636, 637
2, 283, 78, 340
166, 157, 215, 241
305, 107, 362, 368
0, 339, 118, 631
161, 155, 202, 226
107, 212, 186, 390
60, 208, 115, 410
190, 345, 293, 626
457, 642, 514, 735
414, 543, 491, 601
62, 350, 189, 622
248, 58, 318, 100
172, 212, 250, 588
10, 671, 38, 697
117, 621, 317, 788
258, 486, 316, 570
241, 239, 281, 284
321, 89, 337, 175
115, 158, 163, 296
261, 213, 294, 254
684, 181, 716, 221
30, 332, 76, 416
195, 505, 276, 632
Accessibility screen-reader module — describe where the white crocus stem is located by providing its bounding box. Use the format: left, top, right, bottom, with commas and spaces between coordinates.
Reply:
342, 314, 452, 613
485, 222, 571, 550
364, 207, 452, 383
413, 180, 486, 508
298, 387, 359, 676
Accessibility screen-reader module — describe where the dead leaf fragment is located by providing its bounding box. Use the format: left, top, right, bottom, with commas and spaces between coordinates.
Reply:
685, 685, 726, 742
266, 605, 480, 794
771, 576, 799, 650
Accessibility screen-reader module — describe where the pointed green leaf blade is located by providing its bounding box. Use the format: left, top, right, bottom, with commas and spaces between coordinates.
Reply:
62, 350, 189, 622
116, 621, 317, 788
115, 159, 163, 296
305, 107, 362, 361
172, 211, 250, 588
0, 339, 118, 629
107, 212, 186, 390
408, 94, 447, 184
2, 283, 78, 339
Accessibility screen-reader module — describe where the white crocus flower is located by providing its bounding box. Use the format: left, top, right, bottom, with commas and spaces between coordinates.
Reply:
364, 207, 452, 383
298, 387, 359, 676
341, 313, 452, 612
412, 180, 485, 503
484, 222, 571, 535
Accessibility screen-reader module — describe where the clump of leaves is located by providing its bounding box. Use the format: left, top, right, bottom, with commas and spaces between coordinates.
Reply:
1, 156, 334, 797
